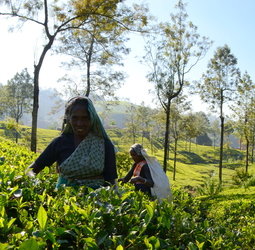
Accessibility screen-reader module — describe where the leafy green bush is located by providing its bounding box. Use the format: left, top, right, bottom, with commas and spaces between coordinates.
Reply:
232, 169, 252, 185
197, 173, 222, 196
116, 152, 133, 176
1, 136, 255, 249
246, 176, 255, 187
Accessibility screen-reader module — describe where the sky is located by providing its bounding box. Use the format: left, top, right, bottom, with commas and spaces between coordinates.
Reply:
0, 0, 255, 113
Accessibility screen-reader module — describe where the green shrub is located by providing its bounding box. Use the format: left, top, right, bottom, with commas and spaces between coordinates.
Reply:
232, 169, 252, 185
246, 176, 255, 187
197, 173, 222, 196
1, 136, 255, 249
116, 152, 133, 176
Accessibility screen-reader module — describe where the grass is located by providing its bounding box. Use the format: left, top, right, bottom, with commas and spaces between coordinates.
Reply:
36, 128, 60, 152
0, 124, 60, 152
200, 186, 255, 218
148, 140, 254, 189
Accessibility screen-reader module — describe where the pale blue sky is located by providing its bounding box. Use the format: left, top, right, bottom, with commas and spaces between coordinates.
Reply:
0, 0, 254, 112
117, 0, 255, 110
184, 0, 255, 77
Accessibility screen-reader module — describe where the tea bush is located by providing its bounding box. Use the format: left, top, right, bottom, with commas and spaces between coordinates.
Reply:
1, 137, 255, 249
232, 169, 252, 185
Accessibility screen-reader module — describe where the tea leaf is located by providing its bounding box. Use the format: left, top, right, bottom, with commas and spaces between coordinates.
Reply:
7, 218, 16, 229
19, 238, 39, 250
116, 245, 124, 250
37, 205, 47, 230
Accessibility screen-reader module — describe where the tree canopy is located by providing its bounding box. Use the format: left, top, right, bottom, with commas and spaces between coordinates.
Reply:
0, 0, 149, 152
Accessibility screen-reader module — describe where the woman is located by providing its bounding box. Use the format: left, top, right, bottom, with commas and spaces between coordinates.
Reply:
118, 143, 154, 196
27, 96, 117, 189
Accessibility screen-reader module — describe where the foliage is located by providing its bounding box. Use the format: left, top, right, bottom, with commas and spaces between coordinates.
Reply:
197, 172, 222, 196
0, 122, 60, 151
1, 137, 255, 249
231, 71, 255, 173
0, 0, 149, 152
197, 44, 240, 183
4, 68, 33, 123
143, 0, 212, 172
232, 169, 252, 185
116, 151, 133, 177
55, 20, 128, 98
246, 176, 255, 187
0, 83, 8, 118
2, 118, 22, 143
204, 191, 255, 249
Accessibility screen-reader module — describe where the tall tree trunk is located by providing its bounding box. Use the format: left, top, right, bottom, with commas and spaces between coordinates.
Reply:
31, 66, 39, 152
173, 137, 178, 181
219, 92, 224, 183
150, 134, 154, 155
85, 37, 94, 97
15, 118, 19, 144
31, 36, 54, 152
251, 135, 255, 164
245, 136, 249, 173
132, 123, 136, 144
163, 100, 171, 172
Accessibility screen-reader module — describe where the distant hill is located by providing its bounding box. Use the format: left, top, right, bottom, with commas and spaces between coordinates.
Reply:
18, 89, 240, 149
21, 88, 64, 129
20, 89, 137, 130
95, 100, 136, 129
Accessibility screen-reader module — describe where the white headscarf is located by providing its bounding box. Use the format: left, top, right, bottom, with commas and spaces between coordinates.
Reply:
130, 143, 143, 156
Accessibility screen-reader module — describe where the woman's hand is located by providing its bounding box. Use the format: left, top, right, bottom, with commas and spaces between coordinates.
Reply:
25, 165, 36, 178
118, 178, 128, 184
130, 176, 146, 184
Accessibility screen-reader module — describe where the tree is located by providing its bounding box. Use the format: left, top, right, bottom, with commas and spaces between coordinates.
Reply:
0, 0, 148, 152
136, 102, 153, 145
194, 112, 211, 145
209, 119, 220, 148
55, 22, 129, 98
232, 71, 255, 172
196, 133, 212, 146
0, 83, 8, 119
198, 44, 240, 182
150, 108, 165, 154
124, 104, 139, 144
224, 120, 234, 146
0, 69, 33, 142
143, 0, 211, 172
170, 96, 190, 180
6, 68, 33, 124
182, 111, 210, 151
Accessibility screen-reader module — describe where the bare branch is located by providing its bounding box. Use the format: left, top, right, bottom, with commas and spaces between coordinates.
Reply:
0, 12, 44, 25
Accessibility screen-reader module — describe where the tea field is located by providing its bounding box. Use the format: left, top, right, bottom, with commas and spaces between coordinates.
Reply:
0, 136, 255, 249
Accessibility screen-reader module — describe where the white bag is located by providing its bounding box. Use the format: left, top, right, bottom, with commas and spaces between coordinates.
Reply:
141, 149, 172, 202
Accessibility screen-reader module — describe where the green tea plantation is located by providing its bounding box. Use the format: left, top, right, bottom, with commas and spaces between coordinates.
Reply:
0, 137, 255, 249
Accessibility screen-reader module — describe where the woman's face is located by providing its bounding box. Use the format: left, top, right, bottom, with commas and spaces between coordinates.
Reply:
69, 104, 91, 139
130, 150, 143, 163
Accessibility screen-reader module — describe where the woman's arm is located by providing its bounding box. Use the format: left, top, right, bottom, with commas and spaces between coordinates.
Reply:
119, 164, 135, 183
27, 162, 41, 174
27, 136, 61, 175
140, 164, 154, 187
103, 139, 118, 185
